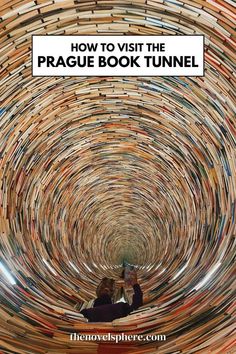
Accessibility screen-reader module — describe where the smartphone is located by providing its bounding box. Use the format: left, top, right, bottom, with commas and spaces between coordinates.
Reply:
124, 265, 135, 286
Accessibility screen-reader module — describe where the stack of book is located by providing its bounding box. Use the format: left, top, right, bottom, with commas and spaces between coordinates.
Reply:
0, 0, 235, 353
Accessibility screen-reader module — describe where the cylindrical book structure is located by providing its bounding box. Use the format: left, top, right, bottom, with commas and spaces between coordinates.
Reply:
0, 0, 235, 353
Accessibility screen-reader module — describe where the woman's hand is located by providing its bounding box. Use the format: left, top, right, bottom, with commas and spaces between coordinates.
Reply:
129, 270, 138, 286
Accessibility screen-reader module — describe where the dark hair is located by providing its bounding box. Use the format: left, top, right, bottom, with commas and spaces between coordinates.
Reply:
96, 277, 115, 298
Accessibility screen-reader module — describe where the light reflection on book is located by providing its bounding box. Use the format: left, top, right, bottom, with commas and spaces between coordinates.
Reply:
158, 268, 166, 275
193, 262, 221, 291
42, 258, 57, 275
0, 262, 16, 285
69, 261, 80, 273
171, 259, 190, 281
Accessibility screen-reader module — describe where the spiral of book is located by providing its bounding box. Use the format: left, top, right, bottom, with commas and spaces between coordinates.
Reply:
0, 0, 235, 353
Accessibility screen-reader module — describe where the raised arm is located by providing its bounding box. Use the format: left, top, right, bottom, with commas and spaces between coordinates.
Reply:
125, 270, 143, 313
129, 283, 143, 311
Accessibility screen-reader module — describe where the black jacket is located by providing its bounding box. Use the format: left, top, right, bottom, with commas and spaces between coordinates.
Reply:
81, 284, 143, 322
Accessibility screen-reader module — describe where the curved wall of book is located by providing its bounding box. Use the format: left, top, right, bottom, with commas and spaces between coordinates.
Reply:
0, 1, 235, 353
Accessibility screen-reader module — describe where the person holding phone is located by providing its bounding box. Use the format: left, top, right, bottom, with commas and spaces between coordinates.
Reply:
80, 270, 143, 322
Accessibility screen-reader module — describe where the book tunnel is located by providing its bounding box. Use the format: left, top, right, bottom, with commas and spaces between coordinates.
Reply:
0, 1, 235, 353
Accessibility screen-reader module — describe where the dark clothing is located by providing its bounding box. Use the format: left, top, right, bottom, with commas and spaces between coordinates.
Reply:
94, 294, 112, 307
81, 284, 143, 322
